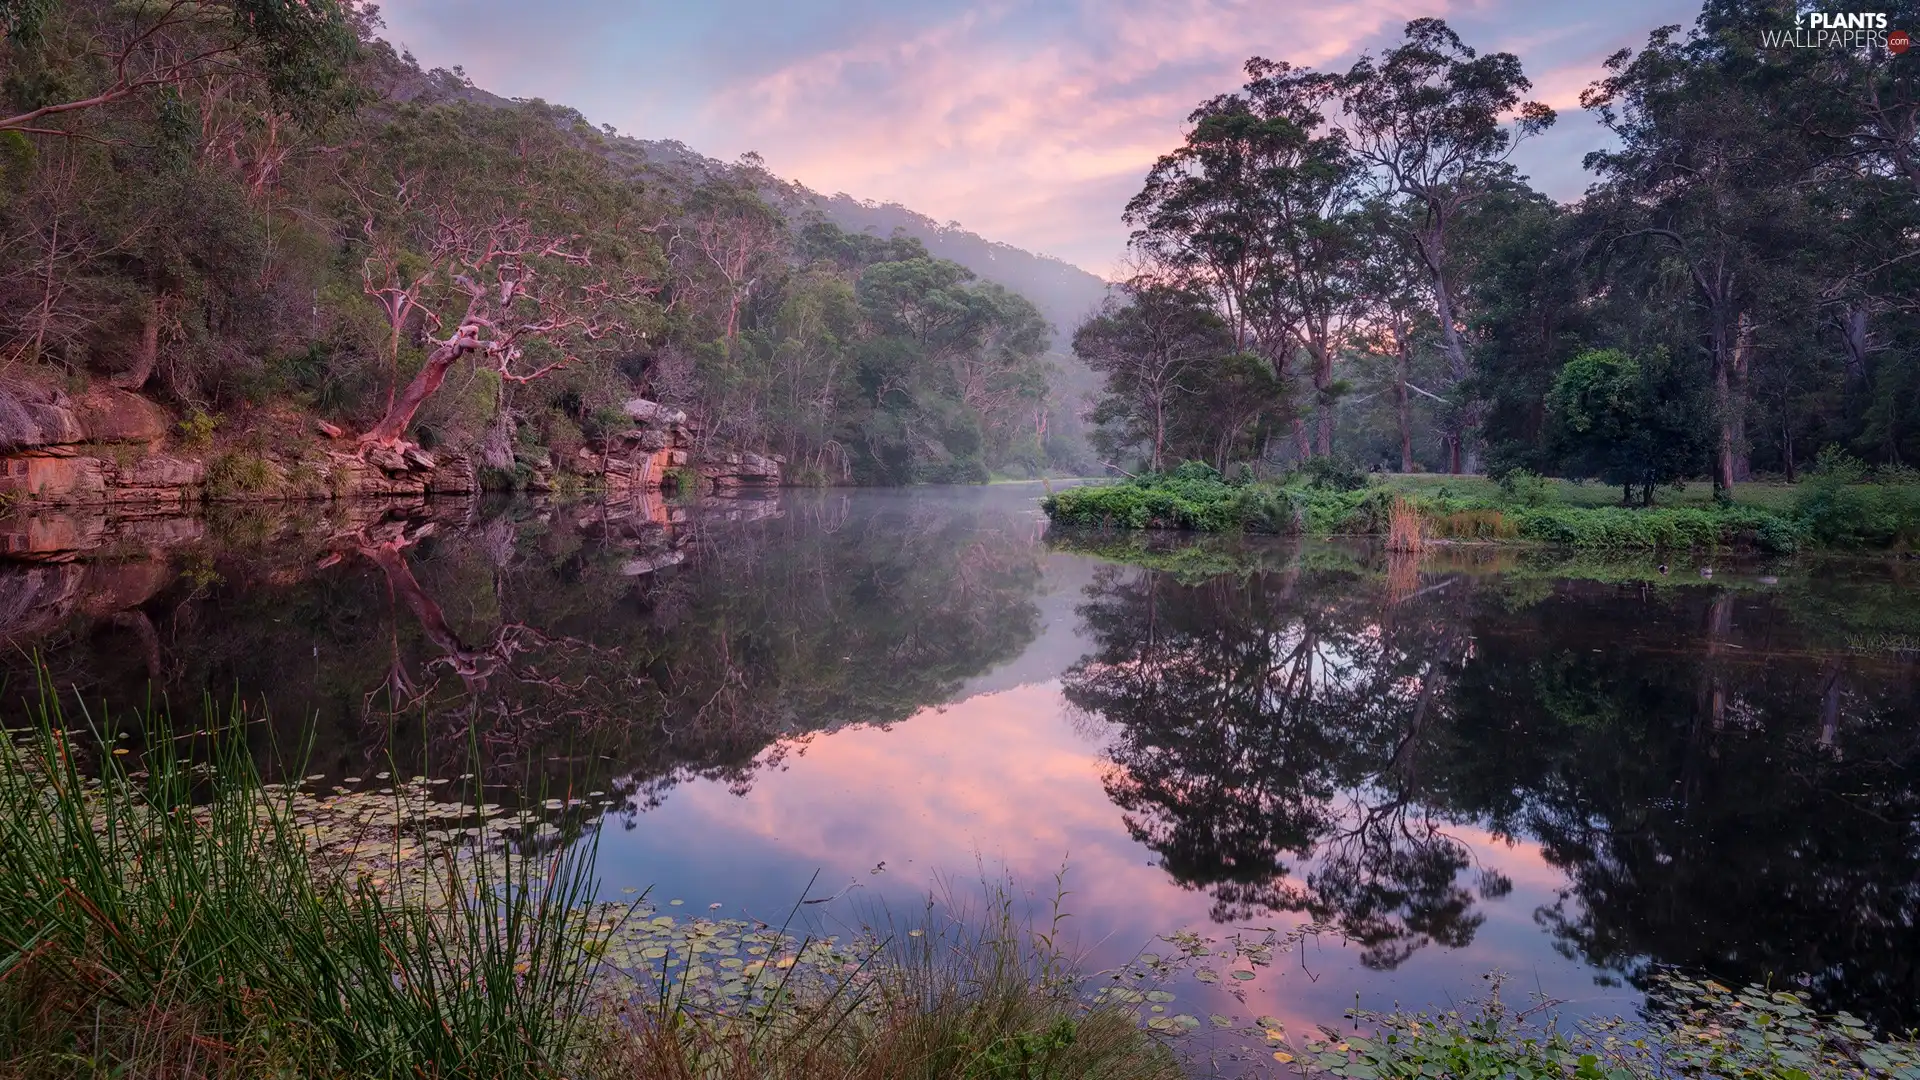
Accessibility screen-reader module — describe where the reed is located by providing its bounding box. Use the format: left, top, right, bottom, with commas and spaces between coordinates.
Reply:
1386, 494, 1426, 553
0, 685, 609, 1079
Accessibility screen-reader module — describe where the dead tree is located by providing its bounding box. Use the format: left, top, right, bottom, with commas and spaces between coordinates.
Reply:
356, 210, 652, 451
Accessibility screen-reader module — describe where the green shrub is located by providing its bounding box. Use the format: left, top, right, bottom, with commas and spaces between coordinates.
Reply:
1289, 454, 1368, 492
204, 451, 276, 497
1045, 477, 1802, 551
1496, 468, 1555, 508
176, 409, 219, 450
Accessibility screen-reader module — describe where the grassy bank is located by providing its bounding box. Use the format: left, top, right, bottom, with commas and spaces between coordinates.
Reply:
1041, 461, 1920, 553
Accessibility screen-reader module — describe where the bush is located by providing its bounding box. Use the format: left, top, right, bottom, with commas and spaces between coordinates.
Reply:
1044, 477, 1803, 552
204, 451, 276, 497
176, 409, 219, 450
1290, 454, 1368, 492
1496, 468, 1555, 508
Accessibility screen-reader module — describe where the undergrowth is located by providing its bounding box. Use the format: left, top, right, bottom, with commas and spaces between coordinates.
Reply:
1038, 462, 1902, 553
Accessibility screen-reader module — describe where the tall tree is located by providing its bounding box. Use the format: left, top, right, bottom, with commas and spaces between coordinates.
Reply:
0, 0, 356, 137
1339, 18, 1555, 472
1582, 11, 1818, 491
1075, 278, 1232, 472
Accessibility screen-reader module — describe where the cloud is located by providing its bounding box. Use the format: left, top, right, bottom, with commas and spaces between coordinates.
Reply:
373, 0, 1703, 276
707, 0, 1447, 274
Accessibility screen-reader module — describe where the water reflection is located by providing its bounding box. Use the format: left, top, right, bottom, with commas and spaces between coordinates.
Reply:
1060, 547, 1920, 1027
0, 492, 1915, 1031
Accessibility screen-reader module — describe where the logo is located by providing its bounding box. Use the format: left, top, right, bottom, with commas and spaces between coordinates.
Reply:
1764, 9, 1906, 50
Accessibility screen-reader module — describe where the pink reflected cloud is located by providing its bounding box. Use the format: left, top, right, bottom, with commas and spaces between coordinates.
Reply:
630, 678, 1619, 1030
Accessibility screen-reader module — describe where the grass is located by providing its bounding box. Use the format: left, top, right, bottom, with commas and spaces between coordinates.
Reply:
203, 450, 278, 498
1040, 463, 1920, 553
0, 690, 607, 1079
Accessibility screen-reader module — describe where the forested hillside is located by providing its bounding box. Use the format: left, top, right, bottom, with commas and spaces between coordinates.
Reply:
0, 1, 1095, 486
1081, 3, 1920, 496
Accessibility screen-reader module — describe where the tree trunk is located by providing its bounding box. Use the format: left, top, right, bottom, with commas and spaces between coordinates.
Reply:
1730, 312, 1754, 482
1394, 345, 1414, 472
1293, 417, 1311, 462
1151, 395, 1166, 473
363, 335, 475, 445
1840, 306, 1871, 389
113, 301, 162, 391
1783, 408, 1796, 481
1713, 359, 1736, 493
1312, 341, 1334, 457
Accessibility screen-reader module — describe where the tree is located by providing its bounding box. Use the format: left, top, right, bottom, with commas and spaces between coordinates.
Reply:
1545, 347, 1709, 505
0, 0, 356, 138
1074, 279, 1229, 472
1125, 59, 1360, 460
1339, 18, 1555, 472
1581, 12, 1818, 491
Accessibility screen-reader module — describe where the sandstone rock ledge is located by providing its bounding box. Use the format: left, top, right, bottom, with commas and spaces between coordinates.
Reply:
0, 384, 782, 505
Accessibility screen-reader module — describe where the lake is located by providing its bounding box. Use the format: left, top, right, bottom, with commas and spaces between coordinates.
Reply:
2, 484, 1915, 1047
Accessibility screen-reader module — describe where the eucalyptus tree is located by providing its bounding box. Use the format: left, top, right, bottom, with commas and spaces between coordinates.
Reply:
0, 0, 358, 137
1581, 7, 1824, 490
1074, 278, 1231, 472
1337, 19, 1556, 472
1125, 59, 1364, 459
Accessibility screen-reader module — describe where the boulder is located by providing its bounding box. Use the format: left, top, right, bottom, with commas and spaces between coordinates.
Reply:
8, 455, 110, 501
364, 444, 410, 474
74, 389, 168, 443
623, 399, 689, 427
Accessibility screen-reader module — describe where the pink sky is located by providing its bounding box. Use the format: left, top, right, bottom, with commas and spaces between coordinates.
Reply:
374, 0, 1702, 279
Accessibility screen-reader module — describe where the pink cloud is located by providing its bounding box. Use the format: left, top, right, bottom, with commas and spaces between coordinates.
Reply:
710, 0, 1453, 275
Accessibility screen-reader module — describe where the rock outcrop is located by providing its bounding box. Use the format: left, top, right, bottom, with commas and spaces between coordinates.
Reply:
0, 383, 778, 505
532, 399, 783, 494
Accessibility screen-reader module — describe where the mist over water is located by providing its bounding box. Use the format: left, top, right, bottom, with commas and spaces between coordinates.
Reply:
3, 485, 1915, 1034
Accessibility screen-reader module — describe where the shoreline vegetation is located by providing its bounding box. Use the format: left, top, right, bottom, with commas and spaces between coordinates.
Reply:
1040, 457, 1920, 554
4, 689, 1917, 1078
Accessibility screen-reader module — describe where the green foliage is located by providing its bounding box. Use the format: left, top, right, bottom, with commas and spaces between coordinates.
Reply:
204, 450, 275, 497
1513, 504, 1799, 553
1545, 348, 1708, 503
1791, 447, 1920, 549
1295, 974, 1920, 1080
175, 409, 219, 449
1497, 468, 1556, 508
1291, 454, 1368, 492
1046, 476, 1805, 552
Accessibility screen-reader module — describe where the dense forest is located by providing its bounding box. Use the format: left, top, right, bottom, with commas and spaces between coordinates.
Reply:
0, 0, 1091, 485
1081, 1, 1920, 495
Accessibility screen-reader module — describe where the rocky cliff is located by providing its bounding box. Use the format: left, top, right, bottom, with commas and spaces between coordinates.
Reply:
0, 381, 781, 507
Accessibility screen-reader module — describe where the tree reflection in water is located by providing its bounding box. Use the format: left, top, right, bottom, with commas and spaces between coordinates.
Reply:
1063, 552, 1920, 1027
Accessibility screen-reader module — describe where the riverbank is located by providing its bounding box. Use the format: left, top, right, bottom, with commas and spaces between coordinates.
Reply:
0, 378, 782, 510
1040, 463, 1920, 553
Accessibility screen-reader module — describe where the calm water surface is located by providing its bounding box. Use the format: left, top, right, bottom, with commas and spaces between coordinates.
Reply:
3, 486, 1915, 1039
